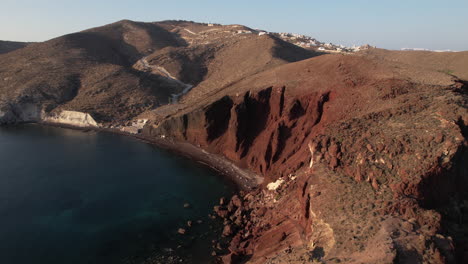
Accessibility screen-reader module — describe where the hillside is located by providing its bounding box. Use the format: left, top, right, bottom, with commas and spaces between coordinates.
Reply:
360, 48, 468, 81
0, 40, 30, 54
145, 53, 467, 263
0, 20, 313, 125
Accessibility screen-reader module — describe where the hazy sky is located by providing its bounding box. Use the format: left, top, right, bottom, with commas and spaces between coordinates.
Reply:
1, 0, 467, 50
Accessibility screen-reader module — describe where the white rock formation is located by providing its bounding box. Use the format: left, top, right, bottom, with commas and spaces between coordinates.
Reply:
309, 142, 315, 168
267, 178, 285, 191
44, 110, 99, 127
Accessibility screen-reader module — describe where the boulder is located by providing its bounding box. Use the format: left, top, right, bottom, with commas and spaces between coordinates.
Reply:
222, 224, 233, 237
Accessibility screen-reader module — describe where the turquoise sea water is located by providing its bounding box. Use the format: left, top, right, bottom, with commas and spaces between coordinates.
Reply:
0, 124, 233, 264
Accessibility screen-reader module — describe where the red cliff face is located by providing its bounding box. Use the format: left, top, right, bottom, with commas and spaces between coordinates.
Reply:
145, 86, 330, 179
143, 55, 468, 263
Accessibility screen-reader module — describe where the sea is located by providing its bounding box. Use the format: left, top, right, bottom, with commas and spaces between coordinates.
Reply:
0, 124, 233, 264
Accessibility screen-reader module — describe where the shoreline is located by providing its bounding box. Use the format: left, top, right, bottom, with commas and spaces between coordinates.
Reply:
24, 121, 262, 191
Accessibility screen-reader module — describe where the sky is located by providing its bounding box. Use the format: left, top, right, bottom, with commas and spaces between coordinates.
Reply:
1, 0, 467, 51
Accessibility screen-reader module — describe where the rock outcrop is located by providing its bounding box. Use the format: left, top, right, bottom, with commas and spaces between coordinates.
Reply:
0, 102, 42, 124
43, 110, 99, 127
0, 100, 99, 128
0, 104, 15, 124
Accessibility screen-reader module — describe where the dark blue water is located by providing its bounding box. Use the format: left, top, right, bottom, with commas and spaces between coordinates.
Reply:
0, 124, 233, 264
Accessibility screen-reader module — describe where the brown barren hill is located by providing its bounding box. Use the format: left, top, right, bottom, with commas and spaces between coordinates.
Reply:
0, 20, 314, 125
135, 21, 317, 119
0, 20, 192, 123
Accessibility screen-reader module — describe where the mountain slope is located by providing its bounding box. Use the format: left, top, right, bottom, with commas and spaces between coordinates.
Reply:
136, 21, 317, 121
0, 40, 30, 54
360, 48, 468, 81
0, 20, 315, 125
0, 20, 194, 123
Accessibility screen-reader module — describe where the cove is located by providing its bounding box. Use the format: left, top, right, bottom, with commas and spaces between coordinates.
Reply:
0, 124, 234, 264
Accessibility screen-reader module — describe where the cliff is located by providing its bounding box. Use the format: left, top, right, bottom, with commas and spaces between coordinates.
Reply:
43, 110, 99, 127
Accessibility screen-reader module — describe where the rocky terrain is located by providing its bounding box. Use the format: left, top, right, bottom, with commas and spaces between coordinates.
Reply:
145, 53, 467, 264
0, 20, 467, 263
